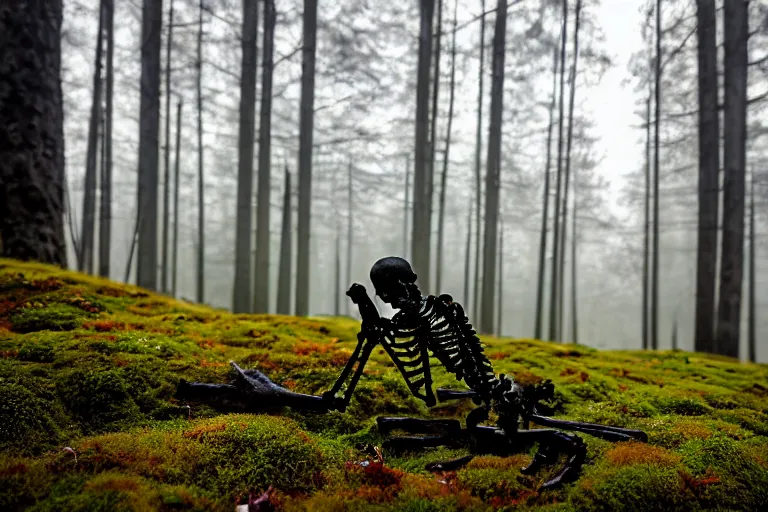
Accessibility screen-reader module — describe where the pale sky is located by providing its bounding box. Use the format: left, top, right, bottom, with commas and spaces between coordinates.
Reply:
588, 0, 644, 214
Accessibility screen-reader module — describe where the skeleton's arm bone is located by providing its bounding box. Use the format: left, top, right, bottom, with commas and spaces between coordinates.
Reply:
321, 284, 383, 411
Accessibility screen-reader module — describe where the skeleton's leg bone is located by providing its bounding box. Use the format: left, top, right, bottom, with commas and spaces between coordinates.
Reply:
537, 431, 587, 490
529, 414, 648, 442
425, 455, 475, 472
382, 434, 465, 454
376, 417, 462, 436
436, 388, 478, 402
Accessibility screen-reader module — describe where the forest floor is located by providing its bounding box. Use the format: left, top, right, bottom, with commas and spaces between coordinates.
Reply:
1, 258, 767, 511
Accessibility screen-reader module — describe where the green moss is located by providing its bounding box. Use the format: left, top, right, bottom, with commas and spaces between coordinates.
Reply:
1, 257, 767, 511
0, 383, 61, 454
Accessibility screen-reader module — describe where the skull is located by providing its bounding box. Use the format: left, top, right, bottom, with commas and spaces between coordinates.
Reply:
369, 257, 421, 310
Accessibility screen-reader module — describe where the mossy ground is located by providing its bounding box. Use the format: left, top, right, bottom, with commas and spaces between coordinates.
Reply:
1, 258, 767, 511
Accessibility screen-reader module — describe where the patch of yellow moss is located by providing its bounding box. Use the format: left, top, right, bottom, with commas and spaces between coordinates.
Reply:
1, 258, 767, 511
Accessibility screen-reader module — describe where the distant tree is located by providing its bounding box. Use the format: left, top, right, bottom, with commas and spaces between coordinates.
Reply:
161, 0, 175, 292
0, 0, 68, 266
136, 0, 163, 291
473, 0, 486, 321
480, 0, 507, 335
748, 170, 756, 363
98, 0, 114, 278
80, 0, 105, 274
276, 167, 293, 315
196, 0, 205, 303
171, 100, 183, 297
233, 0, 258, 313
254, 0, 277, 313
717, 0, 749, 358
651, 0, 661, 351
295, 0, 318, 316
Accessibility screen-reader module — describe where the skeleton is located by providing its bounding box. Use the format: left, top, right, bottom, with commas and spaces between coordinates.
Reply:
176, 256, 647, 490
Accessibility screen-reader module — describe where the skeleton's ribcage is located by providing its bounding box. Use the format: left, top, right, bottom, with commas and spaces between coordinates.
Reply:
381, 297, 498, 405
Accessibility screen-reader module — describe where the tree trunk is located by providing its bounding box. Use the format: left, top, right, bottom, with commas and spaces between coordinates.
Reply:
346, 159, 353, 314
81, 1, 105, 274
570, 183, 578, 344
276, 167, 292, 315
548, 0, 568, 342
473, 0, 486, 321
412, 0, 435, 295
334, 229, 341, 316
694, 0, 719, 354
161, 0, 174, 293
426, 0, 443, 292
534, 45, 558, 340
651, 0, 661, 351
136, 0, 163, 291
495, 219, 503, 336
748, 171, 756, 363
295, 0, 318, 316
0, 0, 68, 266
254, 0, 276, 313
642, 89, 651, 350
480, 0, 507, 335
99, 0, 114, 278
171, 100, 182, 297
233, 0, 258, 313
464, 191, 472, 304
716, 0, 748, 359
196, 0, 205, 303
403, 154, 410, 258
558, 0, 581, 343
435, 0, 458, 294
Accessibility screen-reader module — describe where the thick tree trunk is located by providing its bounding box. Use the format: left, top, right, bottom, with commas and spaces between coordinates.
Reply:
716, 0, 748, 359
435, 0, 458, 294
295, 0, 318, 316
171, 100, 182, 297
0, 0, 67, 266
651, 0, 661, 351
412, 0, 435, 295
694, 0, 720, 354
254, 0, 276, 313
233, 0, 258, 313
81, 1, 105, 274
99, 0, 115, 278
548, 0, 568, 342
472, 0, 486, 321
534, 45, 558, 340
276, 168, 292, 315
136, 0, 163, 291
495, 219, 504, 336
427, 0, 443, 292
480, 0, 507, 335
161, 0, 174, 293
196, 0, 205, 303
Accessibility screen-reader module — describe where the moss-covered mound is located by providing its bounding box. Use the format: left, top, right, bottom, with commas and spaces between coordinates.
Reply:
1, 258, 767, 511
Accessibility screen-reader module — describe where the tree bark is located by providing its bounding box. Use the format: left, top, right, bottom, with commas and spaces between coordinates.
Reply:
464, 191, 472, 305
694, 0, 720, 354
495, 219, 504, 336
136, 0, 163, 291
412, 0, 435, 295
81, 1, 105, 274
480, 0, 507, 335
473, 0, 486, 322
295, 0, 318, 316
534, 45, 559, 340
161, 0, 174, 293
254, 0, 277, 313
549, 0, 568, 342
642, 90, 651, 350
99, 0, 114, 278
0, 0, 67, 266
558, 0, 581, 342
651, 0, 661, 351
196, 0, 205, 303
276, 167, 292, 315
171, 100, 182, 297
233, 0, 259, 313
403, 154, 410, 258
716, 0, 748, 359
435, 0, 458, 294
346, 159, 353, 315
